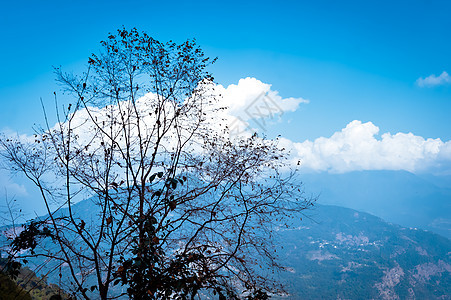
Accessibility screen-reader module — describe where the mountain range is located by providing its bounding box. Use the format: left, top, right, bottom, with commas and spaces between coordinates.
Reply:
299, 170, 451, 239
274, 204, 451, 299
1, 170, 450, 299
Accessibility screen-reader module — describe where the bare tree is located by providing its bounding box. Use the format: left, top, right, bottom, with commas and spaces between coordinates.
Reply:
0, 28, 313, 299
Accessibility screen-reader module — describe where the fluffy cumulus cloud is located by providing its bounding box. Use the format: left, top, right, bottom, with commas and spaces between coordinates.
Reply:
214, 77, 309, 135
212, 80, 451, 174
1, 77, 306, 161
416, 71, 451, 87
3, 78, 451, 177
279, 120, 451, 174
217, 77, 309, 119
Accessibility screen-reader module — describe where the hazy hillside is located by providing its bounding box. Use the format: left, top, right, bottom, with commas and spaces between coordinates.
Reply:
300, 170, 451, 239
2, 199, 450, 299
275, 204, 451, 299
0, 257, 68, 300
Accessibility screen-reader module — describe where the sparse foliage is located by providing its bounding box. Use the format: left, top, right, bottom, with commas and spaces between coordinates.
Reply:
0, 28, 312, 299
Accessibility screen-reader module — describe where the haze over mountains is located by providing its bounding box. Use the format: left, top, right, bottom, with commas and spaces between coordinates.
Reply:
2, 198, 449, 299
300, 170, 451, 240
2, 169, 451, 299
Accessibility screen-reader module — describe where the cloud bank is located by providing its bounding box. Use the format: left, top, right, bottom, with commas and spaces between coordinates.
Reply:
213, 79, 451, 174
416, 71, 451, 87
3, 78, 451, 177
278, 120, 451, 174
4, 77, 451, 218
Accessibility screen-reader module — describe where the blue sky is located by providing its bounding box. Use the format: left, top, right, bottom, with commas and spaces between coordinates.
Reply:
1, 0, 451, 217
1, 0, 451, 176
1, 0, 450, 140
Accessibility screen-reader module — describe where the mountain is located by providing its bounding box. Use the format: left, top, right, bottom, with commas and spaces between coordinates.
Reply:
1, 197, 450, 299
274, 204, 451, 299
299, 170, 451, 239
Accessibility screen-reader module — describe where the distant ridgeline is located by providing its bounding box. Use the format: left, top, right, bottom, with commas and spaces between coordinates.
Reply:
299, 170, 451, 240
1, 199, 450, 299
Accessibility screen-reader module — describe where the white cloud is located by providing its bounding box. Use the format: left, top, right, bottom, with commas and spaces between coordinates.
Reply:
3, 78, 451, 176
217, 77, 308, 119
0, 78, 310, 215
280, 120, 451, 174
214, 77, 309, 136
0, 170, 28, 197
416, 71, 451, 87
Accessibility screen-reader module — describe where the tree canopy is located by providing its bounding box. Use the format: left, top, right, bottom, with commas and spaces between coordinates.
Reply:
0, 28, 312, 299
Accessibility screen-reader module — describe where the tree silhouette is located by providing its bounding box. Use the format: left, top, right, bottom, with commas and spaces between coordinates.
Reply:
0, 28, 313, 299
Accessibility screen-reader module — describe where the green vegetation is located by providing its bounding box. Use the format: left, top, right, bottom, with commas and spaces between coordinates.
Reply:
272, 204, 451, 299
0, 272, 32, 300
1, 258, 68, 300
